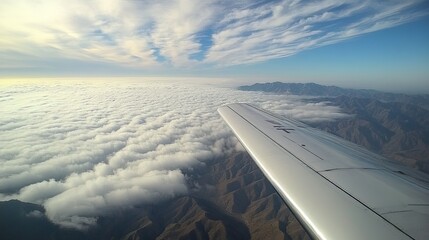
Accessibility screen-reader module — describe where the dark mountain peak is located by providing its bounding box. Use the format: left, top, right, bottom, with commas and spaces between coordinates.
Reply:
0, 200, 89, 240
0, 199, 45, 217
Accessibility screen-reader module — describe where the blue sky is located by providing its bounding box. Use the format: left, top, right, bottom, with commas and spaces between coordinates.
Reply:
1, 0, 428, 93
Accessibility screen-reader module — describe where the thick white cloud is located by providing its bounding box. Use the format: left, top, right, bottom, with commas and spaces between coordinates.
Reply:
0, 0, 426, 69
0, 78, 348, 229
259, 99, 350, 123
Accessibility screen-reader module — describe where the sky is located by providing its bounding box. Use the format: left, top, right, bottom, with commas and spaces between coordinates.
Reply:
1, 0, 428, 93
0, 79, 349, 229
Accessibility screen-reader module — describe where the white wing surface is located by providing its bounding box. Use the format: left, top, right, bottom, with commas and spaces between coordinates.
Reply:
218, 103, 429, 240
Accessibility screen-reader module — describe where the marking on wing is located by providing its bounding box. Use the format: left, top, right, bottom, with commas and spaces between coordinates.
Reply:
318, 167, 381, 172
266, 115, 327, 162
382, 210, 413, 215
273, 125, 295, 133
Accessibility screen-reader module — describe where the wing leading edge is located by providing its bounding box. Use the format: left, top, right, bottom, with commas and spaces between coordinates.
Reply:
218, 103, 429, 240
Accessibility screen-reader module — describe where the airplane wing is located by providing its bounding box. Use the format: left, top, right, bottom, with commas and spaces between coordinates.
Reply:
218, 103, 429, 240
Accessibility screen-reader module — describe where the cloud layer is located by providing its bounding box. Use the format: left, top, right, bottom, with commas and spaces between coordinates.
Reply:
0, 78, 349, 229
0, 0, 426, 69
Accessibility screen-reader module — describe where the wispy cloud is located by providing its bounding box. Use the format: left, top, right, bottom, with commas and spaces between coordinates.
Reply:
0, 78, 349, 229
0, 0, 426, 69
206, 0, 428, 65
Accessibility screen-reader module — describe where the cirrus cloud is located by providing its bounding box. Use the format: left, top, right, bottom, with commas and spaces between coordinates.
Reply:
0, 0, 427, 69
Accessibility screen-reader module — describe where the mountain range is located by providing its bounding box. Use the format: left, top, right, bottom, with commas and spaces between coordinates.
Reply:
239, 82, 429, 109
